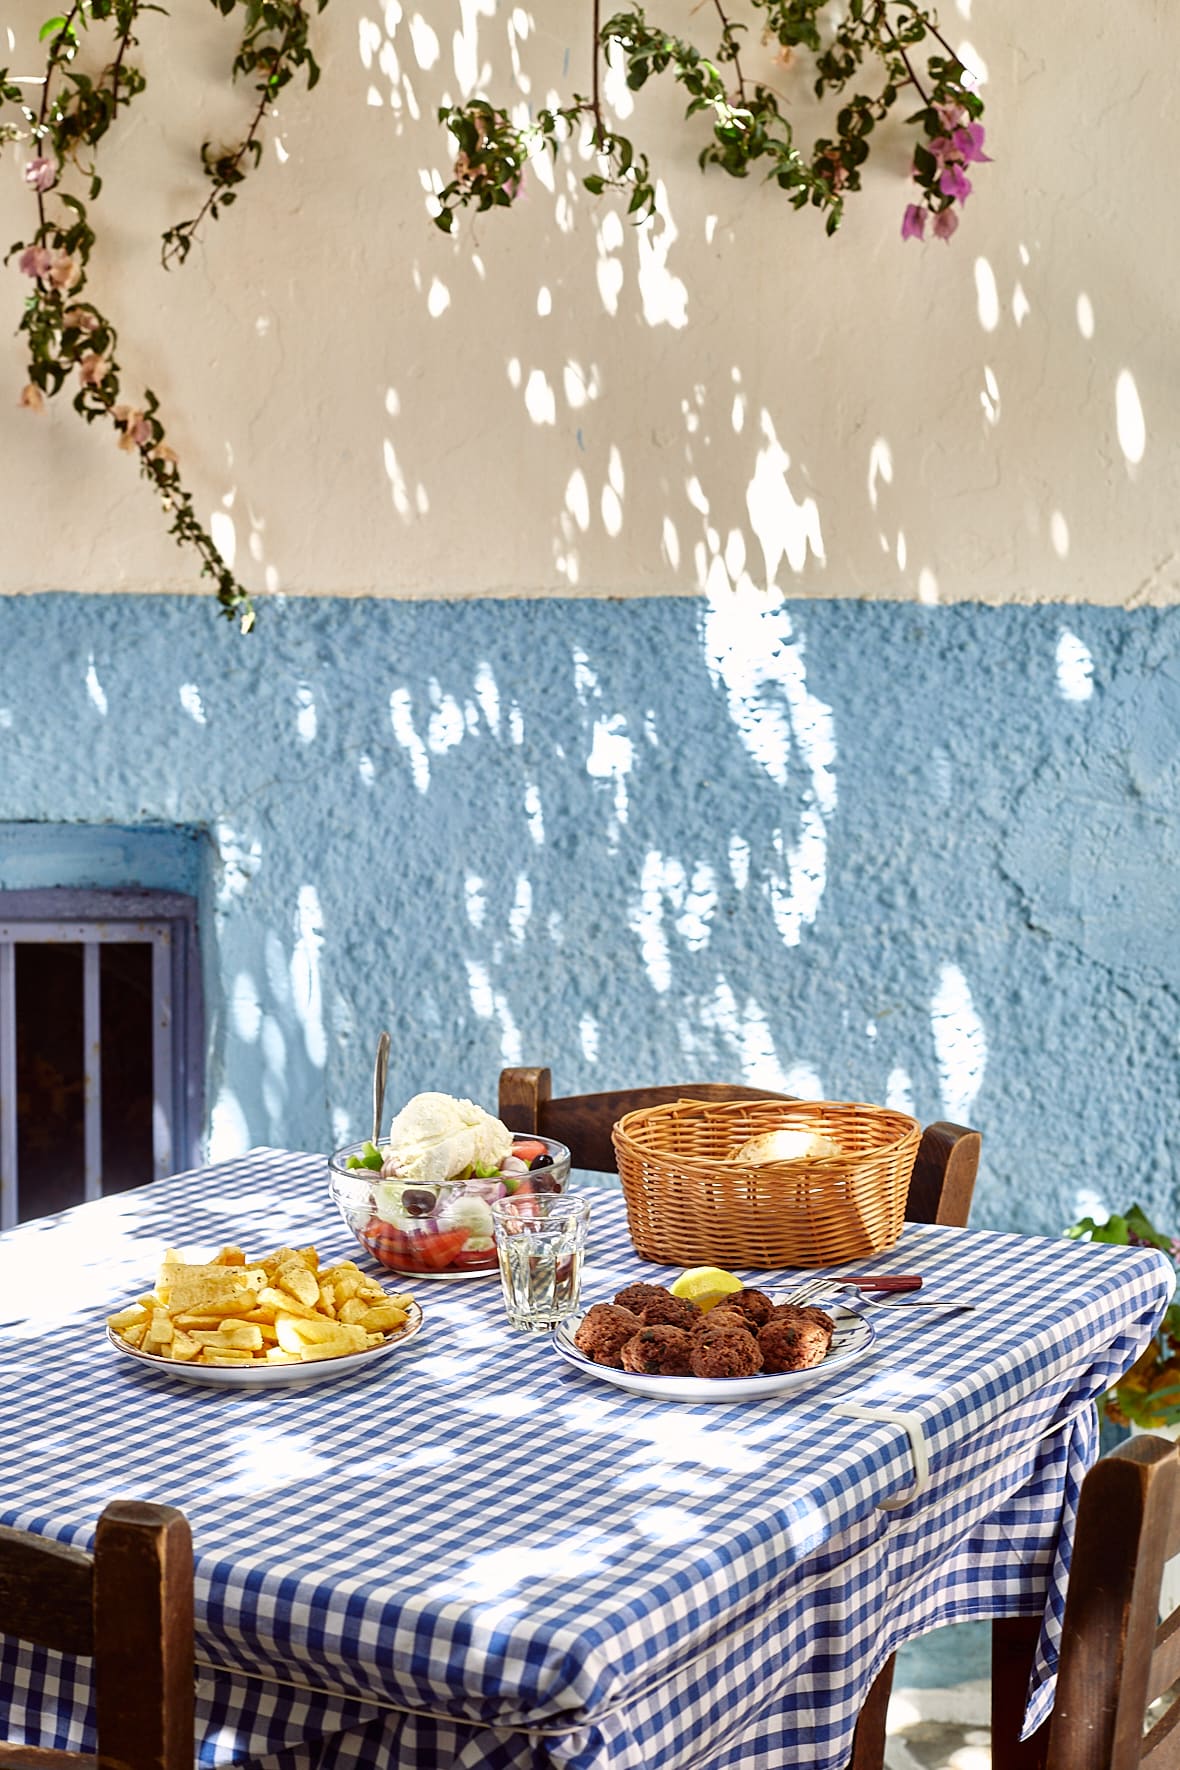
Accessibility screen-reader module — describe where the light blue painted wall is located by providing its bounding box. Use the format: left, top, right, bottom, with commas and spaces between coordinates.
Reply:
0, 592, 1174, 1241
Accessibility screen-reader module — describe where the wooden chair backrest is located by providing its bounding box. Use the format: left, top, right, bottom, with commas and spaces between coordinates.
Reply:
1047, 1434, 1180, 1770
0, 1498, 194, 1770
498, 1066, 981, 1229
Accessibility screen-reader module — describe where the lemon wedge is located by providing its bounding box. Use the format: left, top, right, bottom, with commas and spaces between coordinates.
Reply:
670, 1266, 744, 1312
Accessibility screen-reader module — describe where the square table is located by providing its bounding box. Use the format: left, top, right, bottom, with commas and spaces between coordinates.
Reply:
0, 1149, 1171, 1770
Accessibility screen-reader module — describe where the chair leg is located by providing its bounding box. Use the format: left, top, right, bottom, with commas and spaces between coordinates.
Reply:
990, 1617, 1049, 1770
847, 1652, 896, 1770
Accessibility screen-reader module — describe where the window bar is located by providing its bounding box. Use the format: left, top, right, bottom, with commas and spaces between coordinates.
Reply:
83, 940, 102, 1203
151, 930, 174, 1179
0, 941, 16, 1230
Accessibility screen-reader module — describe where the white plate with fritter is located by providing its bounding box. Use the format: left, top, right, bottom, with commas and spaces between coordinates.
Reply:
551, 1304, 873, 1402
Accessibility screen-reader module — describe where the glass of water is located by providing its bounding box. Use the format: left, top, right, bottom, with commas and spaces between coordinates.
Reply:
490, 1192, 591, 1331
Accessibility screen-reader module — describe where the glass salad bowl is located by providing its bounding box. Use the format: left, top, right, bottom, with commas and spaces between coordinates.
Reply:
327, 1134, 572, 1278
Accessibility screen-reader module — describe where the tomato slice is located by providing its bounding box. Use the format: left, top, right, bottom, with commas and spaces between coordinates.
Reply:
448, 1245, 498, 1271
510, 1139, 549, 1165
360, 1220, 411, 1268
389, 1227, 472, 1273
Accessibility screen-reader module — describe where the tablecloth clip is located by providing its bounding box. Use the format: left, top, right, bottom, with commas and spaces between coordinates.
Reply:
836, 1402, 930, 1511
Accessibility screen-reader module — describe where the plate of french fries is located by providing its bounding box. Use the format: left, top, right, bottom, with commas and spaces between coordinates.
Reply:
106, 1241, 423, 1385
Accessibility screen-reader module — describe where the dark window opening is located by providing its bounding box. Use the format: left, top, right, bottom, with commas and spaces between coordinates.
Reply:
0, 888, 203, 1227
100, 943, 155, 1198
15, 943, 84, 1220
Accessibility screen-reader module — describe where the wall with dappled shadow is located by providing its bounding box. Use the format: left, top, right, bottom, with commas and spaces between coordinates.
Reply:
0, 0, 1174, 608
1, 2, 1175, 1238
0, 592, 1175, 1240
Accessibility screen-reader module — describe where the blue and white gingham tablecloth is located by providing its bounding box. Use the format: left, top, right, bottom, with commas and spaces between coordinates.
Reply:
0, 1150, 1171, 1770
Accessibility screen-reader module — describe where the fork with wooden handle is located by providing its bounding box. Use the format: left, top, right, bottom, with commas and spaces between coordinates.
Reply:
779, 1276, 974, 1311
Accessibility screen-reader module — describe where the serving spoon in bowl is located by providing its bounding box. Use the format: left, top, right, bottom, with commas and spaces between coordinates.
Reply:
372, 1030, 391, 1147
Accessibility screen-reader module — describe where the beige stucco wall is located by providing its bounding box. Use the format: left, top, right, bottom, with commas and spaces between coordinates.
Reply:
0, 1, 1172, 606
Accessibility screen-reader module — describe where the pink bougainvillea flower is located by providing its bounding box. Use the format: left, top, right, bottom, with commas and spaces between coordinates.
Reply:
62, 306, 99, 334
18, 383, 45, 412
23, 157, 56, 193
927, 135, 961, 169
901, 203, 927, 241
938, 163, 973, 202
17, 245, 52, 279
933, 100, 967, 132
78, 351, 108, 387
952, 123, 991, 164
151, 442, 179, 468
932, 206, 960, 241
46, 249, 81, 291
113, 404, 151, 449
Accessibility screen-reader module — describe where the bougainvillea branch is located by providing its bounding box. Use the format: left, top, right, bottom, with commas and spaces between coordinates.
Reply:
436, 0, 988, 242
162, 0, 325, 269
2, 0, 329, 630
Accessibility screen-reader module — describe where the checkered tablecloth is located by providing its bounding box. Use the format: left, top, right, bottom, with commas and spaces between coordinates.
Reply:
0, 1150, 1171, 1770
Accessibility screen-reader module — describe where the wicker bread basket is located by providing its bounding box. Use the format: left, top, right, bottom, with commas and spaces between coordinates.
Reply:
611, 1098, 921, 1269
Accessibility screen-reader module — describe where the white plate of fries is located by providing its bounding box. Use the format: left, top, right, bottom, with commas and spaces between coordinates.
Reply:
106, 1241, 424, 1386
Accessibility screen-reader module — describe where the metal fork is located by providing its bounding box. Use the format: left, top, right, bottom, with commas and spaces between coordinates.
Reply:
777, 1279, 974, 1312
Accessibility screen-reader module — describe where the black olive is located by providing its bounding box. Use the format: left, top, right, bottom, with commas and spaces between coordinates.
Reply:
401, 1187, 438, 1218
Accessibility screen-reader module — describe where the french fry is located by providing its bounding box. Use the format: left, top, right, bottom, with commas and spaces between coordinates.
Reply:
257, 1285, 320, 1321
169, 1292, 262, 1321
109, 1242, 416, 1368
107, 1303, 148, 1332
261, 1247, 300, 1280
158, 1268, 266, 1316
275, 1315, 368, 1358
358, 1302, 409, 1334
275, 1262, 320, 1309
321, 1261, 361, 1281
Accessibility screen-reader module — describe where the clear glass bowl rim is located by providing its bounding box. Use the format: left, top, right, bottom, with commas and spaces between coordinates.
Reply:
326, 1133, 572, 1213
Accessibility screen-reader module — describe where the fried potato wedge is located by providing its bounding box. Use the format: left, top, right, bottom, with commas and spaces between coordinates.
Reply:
274, 1262, 320, 1309
275, 1315, 368, 1359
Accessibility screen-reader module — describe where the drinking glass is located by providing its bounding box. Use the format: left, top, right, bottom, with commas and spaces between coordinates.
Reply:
490, 1192, 591, 1331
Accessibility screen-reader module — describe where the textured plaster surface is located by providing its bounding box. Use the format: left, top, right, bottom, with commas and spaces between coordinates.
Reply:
0, 592, 1175, 1242
0, 2, 1175, 608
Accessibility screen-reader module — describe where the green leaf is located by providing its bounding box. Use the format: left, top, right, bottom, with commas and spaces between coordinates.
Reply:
39, 16, 68, 41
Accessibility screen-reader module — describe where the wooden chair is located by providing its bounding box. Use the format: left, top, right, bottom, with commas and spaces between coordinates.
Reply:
876, 1436, 1180, 1770
497, 1067, 982, 1230
0, 1498, 194, 1770
499, 1066, 982, 1770
1041, 1433, 1180, 1769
